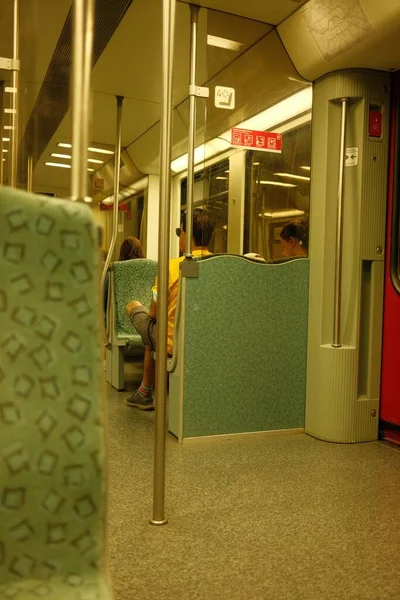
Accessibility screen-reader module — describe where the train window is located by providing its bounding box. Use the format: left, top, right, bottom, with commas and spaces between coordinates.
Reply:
244, 123, 311, 261
181, 159, 229, 253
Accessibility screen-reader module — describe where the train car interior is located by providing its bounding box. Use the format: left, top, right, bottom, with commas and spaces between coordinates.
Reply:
1, 0, 400, 598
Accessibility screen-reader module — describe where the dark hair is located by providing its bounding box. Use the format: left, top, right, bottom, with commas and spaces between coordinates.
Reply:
280, 221, 309, 251
181, 208, 215, 248
119, 237, 145, 261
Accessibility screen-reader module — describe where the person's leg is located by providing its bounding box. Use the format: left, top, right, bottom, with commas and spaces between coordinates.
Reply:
125, 301, 156, 410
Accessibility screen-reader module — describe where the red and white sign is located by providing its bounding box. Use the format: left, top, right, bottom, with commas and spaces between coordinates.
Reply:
369, 110, 382, 138
100, 201, 129, 212
231, 128, 282, 153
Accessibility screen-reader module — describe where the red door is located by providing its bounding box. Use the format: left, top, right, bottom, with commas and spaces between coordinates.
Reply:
381, 72, 400, 443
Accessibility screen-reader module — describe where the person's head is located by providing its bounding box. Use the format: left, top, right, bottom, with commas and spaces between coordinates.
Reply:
280, 221, 308, 257
177, 208, 215, 254
118, 237, 145, 261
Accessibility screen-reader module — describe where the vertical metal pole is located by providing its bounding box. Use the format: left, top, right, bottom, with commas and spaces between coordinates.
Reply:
10, 0, 19, 188
151, 0, 176, 527
101, 96, 124, 344
70, 0, 94, 202
0, 81, 4, 185
332, 98, 349, 348
185, 5, 199, 258
27, 155, 33, 192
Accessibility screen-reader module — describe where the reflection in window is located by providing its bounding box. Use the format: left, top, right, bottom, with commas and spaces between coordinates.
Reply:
244, 123, 311, 261
181, 159, 229, 253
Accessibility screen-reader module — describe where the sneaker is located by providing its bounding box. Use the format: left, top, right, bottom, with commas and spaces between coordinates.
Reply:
126, 389, 154, 411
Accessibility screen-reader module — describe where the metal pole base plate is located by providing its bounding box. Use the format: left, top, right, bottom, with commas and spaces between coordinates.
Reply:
150, 518, 168, 527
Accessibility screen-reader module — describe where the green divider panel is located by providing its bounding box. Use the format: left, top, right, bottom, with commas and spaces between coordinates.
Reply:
0, 188, 112, 598
112, 259, 157, 347
182, 256, 309, 438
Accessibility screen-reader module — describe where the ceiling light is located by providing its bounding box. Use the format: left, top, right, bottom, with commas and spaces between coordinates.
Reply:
300, 166, 311, 171
253, 162, 260, 166
58, 142, 72, 149
4, 109, 16, 114
2, 158, 5, 162
274, 172, 311, 182
2, 149, 8, 153
262, 209, 305, 219
88, 168, 95, 172
87, 158, 104, 164
5, 86, 17, 93
171, 88, 312, 174
225, 170, 230, 173
51, 153, 71, 159
207, 34, 244, 52
88, 147, 114, 155
4, 126, 14, 130
45, 162, 71, 169
259, 180, 297, 188
2, 138, 10, 142
216, 176, 227, 180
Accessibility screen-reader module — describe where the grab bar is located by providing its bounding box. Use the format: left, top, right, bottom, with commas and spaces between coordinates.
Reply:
332, 98, 349, 348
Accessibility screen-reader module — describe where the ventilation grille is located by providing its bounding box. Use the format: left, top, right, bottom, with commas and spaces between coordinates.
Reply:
19, 0, 134, 180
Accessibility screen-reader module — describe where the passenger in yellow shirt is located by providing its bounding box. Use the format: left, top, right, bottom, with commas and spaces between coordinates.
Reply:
125, 208, 215, 410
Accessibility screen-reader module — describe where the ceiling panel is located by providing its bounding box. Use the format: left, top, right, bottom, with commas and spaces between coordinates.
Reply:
279, 0, 400, 80
178, 0, 307, 25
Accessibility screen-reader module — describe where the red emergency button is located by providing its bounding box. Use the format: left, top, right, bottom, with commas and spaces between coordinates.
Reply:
369, 110, 382, 138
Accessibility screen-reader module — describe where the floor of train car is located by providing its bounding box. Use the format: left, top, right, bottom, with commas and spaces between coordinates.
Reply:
107, 358, 400, 600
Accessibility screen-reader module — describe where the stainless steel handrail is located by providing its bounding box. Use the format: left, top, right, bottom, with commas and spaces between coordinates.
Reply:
332, 98, 349, 348
0, 81, 4, 185
27, 155, 33, 192
101, 96, 124, 346
10, 0, 19, 188
70, 0, 94, 202
151, 0, 176, 527
184, 4, 200, 258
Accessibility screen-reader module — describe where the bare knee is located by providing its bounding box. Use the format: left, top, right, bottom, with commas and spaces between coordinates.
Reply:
126, 300, 142, 317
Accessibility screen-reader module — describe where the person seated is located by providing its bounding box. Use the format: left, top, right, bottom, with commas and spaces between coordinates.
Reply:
279, 221, 309, 258
125, 208, 215, 410
103, 236, 145, 322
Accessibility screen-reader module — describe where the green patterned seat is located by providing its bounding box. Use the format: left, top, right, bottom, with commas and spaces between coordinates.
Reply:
168, 255, 309, 441
0, 187, 112, 599
105, 259, 157, 390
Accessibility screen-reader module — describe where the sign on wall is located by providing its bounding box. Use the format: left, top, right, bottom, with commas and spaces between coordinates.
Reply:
230, 128, 282, 153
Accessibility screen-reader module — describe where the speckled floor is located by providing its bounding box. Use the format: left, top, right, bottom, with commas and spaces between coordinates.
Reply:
107, 360, 400, 600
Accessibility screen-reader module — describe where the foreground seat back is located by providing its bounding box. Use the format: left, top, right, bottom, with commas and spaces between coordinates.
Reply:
0, 188, 111, 598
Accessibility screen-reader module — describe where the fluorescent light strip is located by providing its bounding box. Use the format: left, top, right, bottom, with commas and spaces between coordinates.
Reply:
216, 176, 228, 180
2, 149, 8, 153
87, 158, 104, 164
259, 180, 297, 188
274, 172, 311, 182
300, 166, 311, 171
2, 138, 10, 142
51, 153, 71, 159
46, 162, 71, 169
4, 126, 14, 130
5, 87, 17, 93
88, 146, 114, 155
171, 87, 313, 174
261, 209, 305, 219
207, 34, 244, 52
58, 142, 113, 156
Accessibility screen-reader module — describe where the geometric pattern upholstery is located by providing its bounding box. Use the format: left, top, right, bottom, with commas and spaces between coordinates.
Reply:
0, 187, 112, 599
176, 255, 309, 438
112, 259, 157, 348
